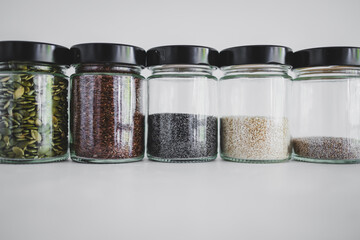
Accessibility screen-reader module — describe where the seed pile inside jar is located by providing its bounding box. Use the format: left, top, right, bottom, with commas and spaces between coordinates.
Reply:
221, 116, 290, 161
71, 68, 144, 160
293, 137, 360, 160
0, 73, 68, 160
147, 113, 217, 160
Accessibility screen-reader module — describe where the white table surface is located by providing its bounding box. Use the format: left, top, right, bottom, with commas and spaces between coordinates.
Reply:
0, 158, 359, 240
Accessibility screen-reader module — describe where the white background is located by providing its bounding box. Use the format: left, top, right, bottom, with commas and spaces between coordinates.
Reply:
1, 0, 360, 239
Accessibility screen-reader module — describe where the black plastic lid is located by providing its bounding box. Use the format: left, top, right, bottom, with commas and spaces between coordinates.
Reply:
146, 45, 219, 67
293, 47, 360, 68
71, 43, 146, 66
0, 41, 71, 65
219, 45, 292, 67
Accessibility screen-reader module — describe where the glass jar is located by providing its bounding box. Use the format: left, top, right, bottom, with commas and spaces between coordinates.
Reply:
0, 41, 70, 163
292, 47, 360, 163
219, 45, 292, 163
146, 45, 219, 162
70, 43, 146, 163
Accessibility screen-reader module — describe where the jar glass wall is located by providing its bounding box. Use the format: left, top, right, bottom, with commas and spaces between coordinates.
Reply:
70, 43, 146, 163
0, 41, 70, 163
71, 64, 145, 163
147, 65, 218, 162
146, 45, 219, 162
220, 65, 291, 162
292, 66, 360, 163
219, 45, 292, 163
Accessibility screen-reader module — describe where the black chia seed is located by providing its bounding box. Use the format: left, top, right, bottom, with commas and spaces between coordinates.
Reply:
147, 113, 218, 161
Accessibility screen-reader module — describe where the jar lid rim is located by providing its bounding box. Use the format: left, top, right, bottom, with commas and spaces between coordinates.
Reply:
219, 45, 293, 67
0, 41, 71, 65
146, 45, 219, 67
293, 46, 360, 68
70, 43, 146, 66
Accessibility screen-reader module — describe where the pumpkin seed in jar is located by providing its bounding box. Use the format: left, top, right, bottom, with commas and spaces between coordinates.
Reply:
12, 147, 24, 158
3, 100, 11, 109
0, 76, 10, 82
31, 130, 42, 143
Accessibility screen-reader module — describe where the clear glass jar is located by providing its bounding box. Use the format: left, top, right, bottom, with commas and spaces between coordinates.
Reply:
70, 43, 146, 163
146, 45, 219, 162
292, 47, 360, 163
219, 45, 292, 163
0, 41, 70, 163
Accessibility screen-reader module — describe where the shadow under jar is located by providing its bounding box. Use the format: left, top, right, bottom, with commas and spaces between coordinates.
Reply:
70, 43, 146, 163
0, 41, 70, 163
146, 45, 219, 163
292, 47, 360, 163
219, 45, 292, 163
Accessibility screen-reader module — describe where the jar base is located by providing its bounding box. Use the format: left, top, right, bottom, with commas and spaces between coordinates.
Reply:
221, 154, 290, 163
148, 154, 216, 163
293, 154, 359, 164
71, 154, 144, 164
0, 154, 69, 164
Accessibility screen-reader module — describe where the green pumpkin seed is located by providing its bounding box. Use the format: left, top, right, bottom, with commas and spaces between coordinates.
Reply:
13, 128, 23, 133
3, 136, 9, 146
13, 113, 22, 121
0, 76, 10, 82
0, 128, 11, 136
3, 100, 11, 109
15, 133, 26, 139
0, 120, 9, 128
38, 145, 51, 155
12, 119, 20, 125
13, 75, 21, 82
35, 119, 42, 126
31, 130, 42, 143
12, 146, 24, 156
14, 86, 24, 99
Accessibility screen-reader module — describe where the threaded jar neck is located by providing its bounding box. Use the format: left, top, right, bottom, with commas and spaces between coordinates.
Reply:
149, 64, 215, 76
74, 63, 142, 75
294, 66, 360, 80
221, 64, 291, 78
0, 61, 67, 75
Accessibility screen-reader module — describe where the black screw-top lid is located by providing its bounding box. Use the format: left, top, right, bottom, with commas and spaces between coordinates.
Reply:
293, 47, 360, 68
71, 43, 146, 66
0, 41, 71, 65
219, 45, 293, 67
146, 45, 219, 67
